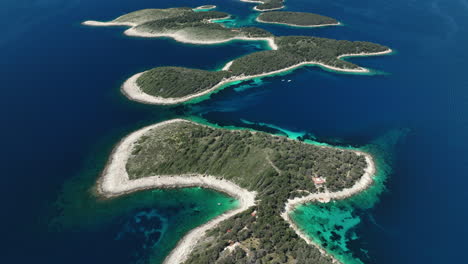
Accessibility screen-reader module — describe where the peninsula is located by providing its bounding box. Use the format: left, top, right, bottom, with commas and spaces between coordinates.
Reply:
99, 119, 376, 264
257, 11, 340, 27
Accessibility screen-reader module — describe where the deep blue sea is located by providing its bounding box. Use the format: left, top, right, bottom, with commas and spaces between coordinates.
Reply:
1, 0, 467, 263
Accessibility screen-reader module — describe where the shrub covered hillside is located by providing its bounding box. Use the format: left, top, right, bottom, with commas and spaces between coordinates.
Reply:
137, 67, 231, 98
126, 120, 368, 264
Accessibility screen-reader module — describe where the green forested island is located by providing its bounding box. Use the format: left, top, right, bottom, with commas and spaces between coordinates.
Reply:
136, 36, 389, 99
125, 120, 367, 263
257, 11, 339, 26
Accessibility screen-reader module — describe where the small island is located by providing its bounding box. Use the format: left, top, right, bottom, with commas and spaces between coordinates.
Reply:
257, 11, 340, 27
100, 119, 376, 264
123, 36, 391, 104
241, 0, 285, 11
193, 5, 217, 11
83, 7, 273, 44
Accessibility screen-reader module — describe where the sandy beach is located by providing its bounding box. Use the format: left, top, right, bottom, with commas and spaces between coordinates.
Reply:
222, 60, 234, 71
338, 48, 393, 59
82, 20, 136, 27
253, 6, 285, 12
123, 27, 278, 49
98, 118, 257, 264
121, 49, 394, 105
256, 17, 341, 27
82, 18, 278, 50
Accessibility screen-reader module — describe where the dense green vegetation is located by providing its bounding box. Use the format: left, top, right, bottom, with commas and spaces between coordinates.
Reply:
126, 121, 367, 263
136, 36, 388, 98
137, 67, 231, 98
258, 11, 338, 26
229, 36, 389, 75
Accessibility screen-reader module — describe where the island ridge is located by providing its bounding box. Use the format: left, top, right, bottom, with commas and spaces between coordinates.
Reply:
257, 11, 340, 27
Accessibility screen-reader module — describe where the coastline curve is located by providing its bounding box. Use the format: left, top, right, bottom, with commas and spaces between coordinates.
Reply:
280, 152, 376, 262
98, 119, 258, 264
256, 16, 341, 28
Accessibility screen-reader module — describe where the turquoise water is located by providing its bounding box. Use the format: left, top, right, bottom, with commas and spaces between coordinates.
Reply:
187, 117, 406, 263
1, 0, 466, 263
291, 129, 407, 263
54, 167, 238, 263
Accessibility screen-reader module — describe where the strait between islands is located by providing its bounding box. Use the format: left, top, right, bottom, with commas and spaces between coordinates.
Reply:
82, 6, 391, 106
99, 119, 376, 264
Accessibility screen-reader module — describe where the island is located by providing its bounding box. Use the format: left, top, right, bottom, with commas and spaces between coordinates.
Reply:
241, 0, 285, 11
193, 5, 217, 11
82, 7, 273, 45
257, 11, 340, 27
123, 36, 391, 104
100, 119, 375, 264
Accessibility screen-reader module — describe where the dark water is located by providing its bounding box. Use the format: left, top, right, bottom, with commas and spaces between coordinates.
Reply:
1, 0, 467, 263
